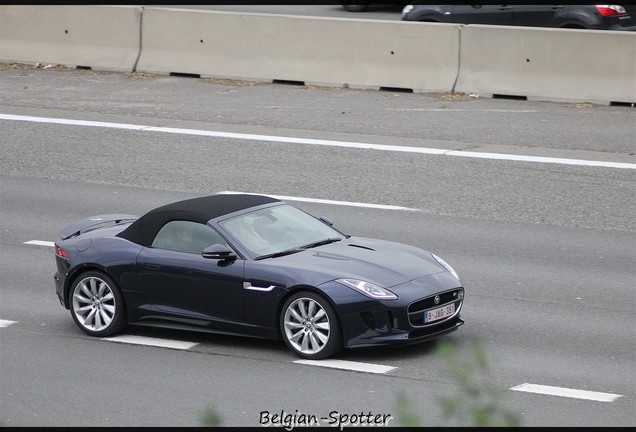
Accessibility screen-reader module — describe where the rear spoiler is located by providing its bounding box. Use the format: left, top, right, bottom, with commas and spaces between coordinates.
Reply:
59, 214, 139, 240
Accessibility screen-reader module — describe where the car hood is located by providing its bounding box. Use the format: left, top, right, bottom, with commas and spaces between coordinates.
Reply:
254, 236, 448, 288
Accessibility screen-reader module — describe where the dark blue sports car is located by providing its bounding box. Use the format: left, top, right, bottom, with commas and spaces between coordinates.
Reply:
53, 193, 464, 359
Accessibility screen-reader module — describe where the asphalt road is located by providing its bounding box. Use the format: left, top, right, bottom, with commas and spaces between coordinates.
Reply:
0, 63, 635, 427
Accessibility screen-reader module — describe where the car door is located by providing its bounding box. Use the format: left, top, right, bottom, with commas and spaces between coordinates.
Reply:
509, 4, 561, 28
450, 3, 513, 25
136, 220, 245, 325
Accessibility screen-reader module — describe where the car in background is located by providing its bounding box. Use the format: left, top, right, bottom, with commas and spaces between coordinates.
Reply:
401, 3, 636, 31
53, 193, 465, 359
340, 1, 373, 12
339, 1, 406, 12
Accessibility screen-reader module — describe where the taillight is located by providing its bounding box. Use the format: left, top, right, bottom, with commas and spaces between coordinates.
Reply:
595, 5, 627, 16
55, 244, 69, 259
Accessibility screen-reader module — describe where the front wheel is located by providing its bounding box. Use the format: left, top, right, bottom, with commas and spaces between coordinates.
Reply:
70, 271, 127, 337
280, 291, 342, 359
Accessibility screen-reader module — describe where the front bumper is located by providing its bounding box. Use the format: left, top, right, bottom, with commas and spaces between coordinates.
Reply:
346, 315, 464, 348
607, 23, 636, 31
320, 272, 465, 349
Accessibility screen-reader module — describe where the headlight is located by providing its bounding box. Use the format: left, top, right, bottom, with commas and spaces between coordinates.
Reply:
431, 253, 461, 281
402, 4, 413, 16
337, 279, 398, 300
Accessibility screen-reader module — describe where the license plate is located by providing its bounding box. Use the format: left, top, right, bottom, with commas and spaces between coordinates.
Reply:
425, 303, 455, 323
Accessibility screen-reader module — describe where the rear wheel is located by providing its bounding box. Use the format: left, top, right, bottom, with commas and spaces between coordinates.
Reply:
280, 291, 342, 359
70, 271, 127, 337
340, 1, 371, 12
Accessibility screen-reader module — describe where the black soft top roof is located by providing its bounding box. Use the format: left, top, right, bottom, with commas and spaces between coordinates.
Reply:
117, 193, 280, 247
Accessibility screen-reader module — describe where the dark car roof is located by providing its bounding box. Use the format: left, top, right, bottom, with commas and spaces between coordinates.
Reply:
117, 193, 280, 246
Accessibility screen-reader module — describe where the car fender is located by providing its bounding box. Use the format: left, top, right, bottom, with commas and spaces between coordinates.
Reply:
554, 7, 595, 28
407, 12, 446, 22
63, 238, 143, 304
404, 5, 451, 22
62, 262, 110, 306
272, 282, 358, 340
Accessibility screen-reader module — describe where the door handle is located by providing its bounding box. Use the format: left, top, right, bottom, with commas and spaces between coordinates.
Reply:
145, 264, 160, 270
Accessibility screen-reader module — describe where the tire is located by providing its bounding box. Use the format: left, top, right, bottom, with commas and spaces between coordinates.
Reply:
280, 291, 342, 359
69, 271, 127, 337
340, 2, 371, 12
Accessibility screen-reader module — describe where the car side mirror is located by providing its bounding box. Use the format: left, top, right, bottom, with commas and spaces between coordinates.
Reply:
202, 244, 237, 260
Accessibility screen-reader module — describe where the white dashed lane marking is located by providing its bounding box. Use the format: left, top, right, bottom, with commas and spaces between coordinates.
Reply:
20, 239, 630, 399
294, 359, 398, 374
24, 240, 55, 247
0, 314, 627, 400
510, 383, 622, 402
0, 319, 18, 328
103, 335, 199, 350
219, 191, 420, 211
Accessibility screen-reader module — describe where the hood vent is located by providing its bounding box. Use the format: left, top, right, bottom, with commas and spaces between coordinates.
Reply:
348, 243, 375, 251
312, 252, 349, 260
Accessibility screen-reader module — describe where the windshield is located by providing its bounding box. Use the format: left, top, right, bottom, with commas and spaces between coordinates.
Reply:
219, 204, 345, 258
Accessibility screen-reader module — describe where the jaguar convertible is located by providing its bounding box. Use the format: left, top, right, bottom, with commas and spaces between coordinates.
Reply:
53, 193, 465, 359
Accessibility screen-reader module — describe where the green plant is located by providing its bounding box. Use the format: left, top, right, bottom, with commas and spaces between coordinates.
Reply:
198, 339, 521, 427
395, 392, 423, 427
396, 339, 522, 427
199, 405, 222, 427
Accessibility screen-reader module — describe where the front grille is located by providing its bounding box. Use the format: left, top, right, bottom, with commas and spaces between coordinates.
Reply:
408, 288, 463, 327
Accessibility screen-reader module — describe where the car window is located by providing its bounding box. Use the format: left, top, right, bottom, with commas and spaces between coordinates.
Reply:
219, 204, 344, 257
151, 220, 228, 254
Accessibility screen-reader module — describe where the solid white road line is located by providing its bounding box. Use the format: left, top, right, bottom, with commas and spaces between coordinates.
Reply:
0, 319, 18, 328
103, 335, 199, 350
2, 114, 634, 170
510, 383, 623, 402
388, 108, 538, 112
294, 359, 398, 374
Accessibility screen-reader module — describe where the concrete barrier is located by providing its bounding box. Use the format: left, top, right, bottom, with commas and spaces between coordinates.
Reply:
455, 25, 636, 105
2, 6, 634, 104
0, 5, 142, 72
136, 8, 460, 93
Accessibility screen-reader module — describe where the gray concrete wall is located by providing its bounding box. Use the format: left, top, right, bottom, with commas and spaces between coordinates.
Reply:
1, 6, 634, 104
